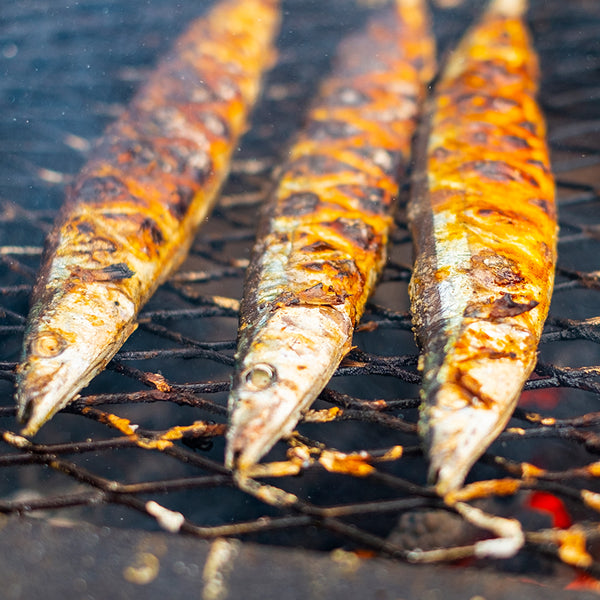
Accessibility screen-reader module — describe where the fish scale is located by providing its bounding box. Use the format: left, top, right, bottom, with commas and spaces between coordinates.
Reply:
226, 0, 436, 472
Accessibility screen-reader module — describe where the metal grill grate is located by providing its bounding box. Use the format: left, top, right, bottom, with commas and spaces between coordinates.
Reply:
2, 0, 600, 593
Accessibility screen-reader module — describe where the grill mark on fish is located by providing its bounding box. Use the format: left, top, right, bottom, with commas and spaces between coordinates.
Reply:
470, 251, 524, 287
15, 0, 282, 436
276, 192, 321, 217
168, 185, 196, 220
336, 184, 392, 216
299, 240, 337, 253
528, 196, 556, 218
460, 160, 540, 188
463, 293, 539, 319
227, 0, 436, 472
502, 134, 531, 149
407, 0, 558, 494
323, 217, 377, 251
70, 262, 136, 283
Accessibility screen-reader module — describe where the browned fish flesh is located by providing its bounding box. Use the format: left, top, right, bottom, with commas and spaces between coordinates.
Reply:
226, 0, 436, 471
16, 0, 281, 436
408, 0, 558, 494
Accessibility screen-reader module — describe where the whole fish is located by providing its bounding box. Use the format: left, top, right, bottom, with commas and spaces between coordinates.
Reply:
16, 0, 281, 436
408, 0, 557, 494
226, 0, 436, 471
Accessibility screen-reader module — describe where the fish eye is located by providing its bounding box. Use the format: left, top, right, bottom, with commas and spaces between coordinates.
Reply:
30, 331, 67, 358
243, 363, 277, 391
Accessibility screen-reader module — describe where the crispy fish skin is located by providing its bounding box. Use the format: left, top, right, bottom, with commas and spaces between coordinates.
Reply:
16, 0, 281, 436
226, 0, 436, 471
408, 0, 558, 494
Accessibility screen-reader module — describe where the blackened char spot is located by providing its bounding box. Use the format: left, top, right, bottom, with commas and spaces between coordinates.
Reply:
168, 185, 195, 220
489, 294, 538, 318
463, 293, 538, 319
302, 262, 324, 271
528, 197, 556, 218
141, 217, 164, 245
326, 217, 375, 251
278, 192, 320, 217
502, 135, 531, 149
336, 184, 390, 215
300, 240, 336, 253
330, 258, 359, 279
287, 155, 360, 178
462, 160, 540, 188
471, 252, 523, 287
519, 121, 537, 134
76, 221, 95, 235
431, 146, 451, 160
527, 159, 547, 170
305, 119, 361, 141
301, 258, 359, 279
70, 262, 135, 282
277, 283, 348, 307
99, 262, 136, 280
74, 175, 129, 205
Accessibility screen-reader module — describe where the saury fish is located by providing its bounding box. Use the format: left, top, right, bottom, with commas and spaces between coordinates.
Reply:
226, 0, 436, 471
408, 0, 558, 494
16, 0, 281, 436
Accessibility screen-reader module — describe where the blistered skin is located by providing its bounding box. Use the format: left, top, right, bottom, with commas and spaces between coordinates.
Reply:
16, 0, 281, 436
226, 0, 436, 471
408, 0, 557, 494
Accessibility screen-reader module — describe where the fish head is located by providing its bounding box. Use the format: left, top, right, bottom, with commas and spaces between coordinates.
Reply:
226, 304, 352, 471
16, 282, 137, 436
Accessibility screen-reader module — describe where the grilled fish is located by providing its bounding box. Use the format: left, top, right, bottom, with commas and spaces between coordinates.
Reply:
226, 0, 436, 471
408, 0, 557, 494
16, 0, 281, 436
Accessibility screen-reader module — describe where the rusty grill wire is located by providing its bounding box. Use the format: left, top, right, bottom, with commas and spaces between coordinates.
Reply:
1, 0, 600, 580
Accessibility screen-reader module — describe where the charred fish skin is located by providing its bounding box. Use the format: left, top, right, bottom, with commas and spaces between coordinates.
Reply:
408, 0, 558, 494
15, 0, 281, 436
226, 0, 436, 472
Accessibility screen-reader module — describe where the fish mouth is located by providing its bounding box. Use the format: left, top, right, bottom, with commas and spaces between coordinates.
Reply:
15, 353, 94, 436
16, 367, 76, 436
226, 378, 310, 471
226, 406, 296, 472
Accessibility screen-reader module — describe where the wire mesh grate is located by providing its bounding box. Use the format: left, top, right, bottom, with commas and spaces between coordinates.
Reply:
1, 0, 600, 584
